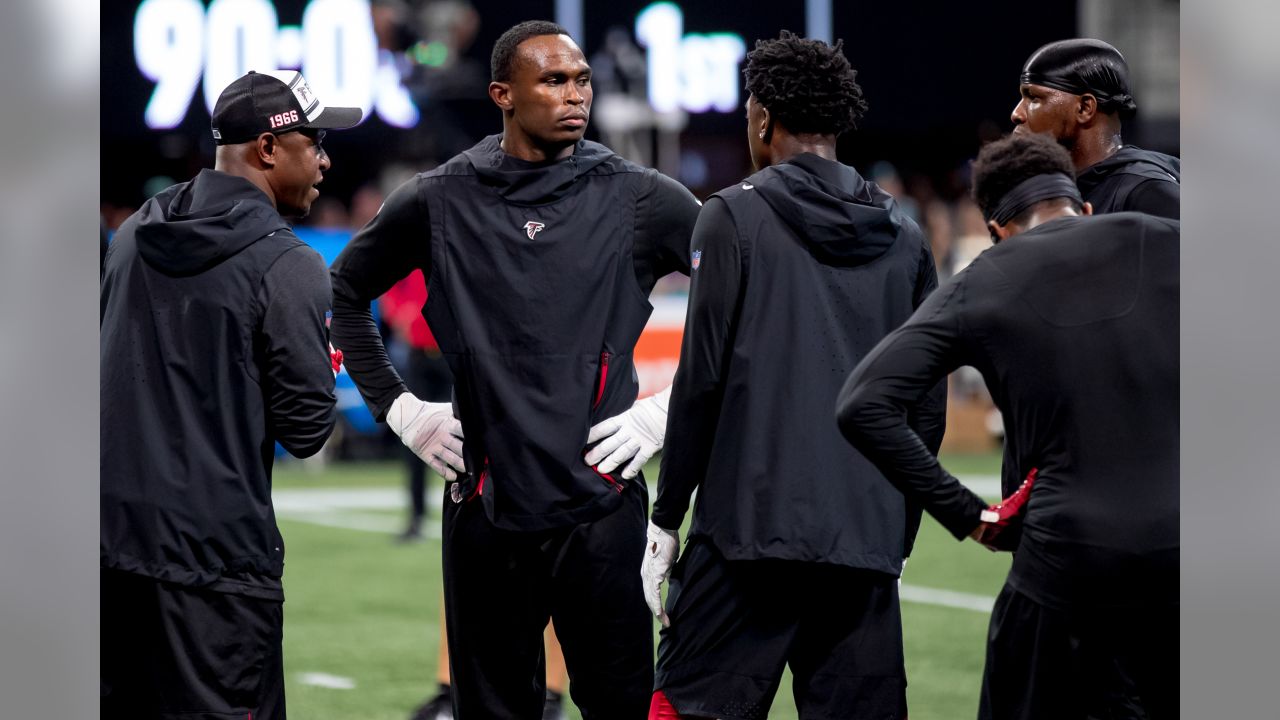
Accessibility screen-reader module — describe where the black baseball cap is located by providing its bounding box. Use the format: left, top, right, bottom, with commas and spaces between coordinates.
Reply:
211, 70, 363, 145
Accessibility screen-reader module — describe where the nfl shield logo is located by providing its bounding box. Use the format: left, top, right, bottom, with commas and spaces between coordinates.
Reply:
692, 250, 702, 270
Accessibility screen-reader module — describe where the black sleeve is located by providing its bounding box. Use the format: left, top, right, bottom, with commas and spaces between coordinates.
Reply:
632, 171, 701, 291
651, 197, 741, 530
902, 237, 948, 555
1124, 178, 1180, 220
836, 273, 987, 540
329, 177, 431, 420
259, 244, 337, 458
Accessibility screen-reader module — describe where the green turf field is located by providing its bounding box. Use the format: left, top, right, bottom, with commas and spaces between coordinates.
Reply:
273, 452, 1008, 719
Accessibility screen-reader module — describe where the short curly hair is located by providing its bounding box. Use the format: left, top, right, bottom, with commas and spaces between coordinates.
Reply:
491, 20, 570, 82
971, 133, 1080, 222
743, 30, 867, 136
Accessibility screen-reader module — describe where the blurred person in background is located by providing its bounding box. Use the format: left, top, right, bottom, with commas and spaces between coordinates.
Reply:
1011, 38, 1179, 218
837, 133, 1178, 720
305, 195, 350, 227
101, 70, 361, 720
330, 20, 700, 719
644, 31, 944, 720
922, 199, 955, 279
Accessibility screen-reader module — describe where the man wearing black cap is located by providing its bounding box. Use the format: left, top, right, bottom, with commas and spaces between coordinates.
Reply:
836, 133, 1179, 719
1012, 38, 1180, 219
330, 20, 700, 719
101, 70, 362, 719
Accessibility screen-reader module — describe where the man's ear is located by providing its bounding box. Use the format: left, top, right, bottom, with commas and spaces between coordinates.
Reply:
760, 106, 774, 144
489, 81, 513, 111
1076, 93, 1098, 125
988, 219, 1016, 244
255, 133, 277, 168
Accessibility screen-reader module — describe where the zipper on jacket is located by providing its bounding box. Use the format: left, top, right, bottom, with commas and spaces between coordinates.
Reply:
593, 351, 611, 409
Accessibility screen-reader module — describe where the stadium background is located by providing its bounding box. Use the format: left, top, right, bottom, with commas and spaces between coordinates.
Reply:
102, 1, 1179, 717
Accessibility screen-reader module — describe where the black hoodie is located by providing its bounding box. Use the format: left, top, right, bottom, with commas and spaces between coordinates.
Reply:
651, 154, 945, 573
1076, 145, 1180, 219
330, 136, 700, 531
101, 169, 336, 594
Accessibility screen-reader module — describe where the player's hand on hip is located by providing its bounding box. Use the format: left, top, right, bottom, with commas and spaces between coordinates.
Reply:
386, 392, 467, 480
971, 468, 1037, 551
641, 520, 680, 627
585, 387, 670, 479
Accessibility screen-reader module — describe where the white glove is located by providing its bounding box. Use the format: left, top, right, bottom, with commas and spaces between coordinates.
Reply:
386, 392, 467, 480
641, 520, 680, 627
584, 386, 670, 479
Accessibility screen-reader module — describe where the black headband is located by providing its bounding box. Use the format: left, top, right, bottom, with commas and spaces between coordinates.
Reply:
1019, 39, 1137, 118
986, 172, 1083, 225
1019, 70, 1127, 107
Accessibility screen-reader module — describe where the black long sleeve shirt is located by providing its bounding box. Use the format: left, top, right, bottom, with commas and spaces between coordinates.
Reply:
330, 136, 699, 530
838, 212, 1179, 609
330, 145, 696, 421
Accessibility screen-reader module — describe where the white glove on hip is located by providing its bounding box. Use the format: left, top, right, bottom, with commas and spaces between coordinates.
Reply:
386, 392, 467, 480
641, 520, 680, 627
585, 386, 670, 479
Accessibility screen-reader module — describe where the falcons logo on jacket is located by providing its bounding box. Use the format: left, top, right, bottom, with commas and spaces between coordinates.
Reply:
523, 221, 545, 239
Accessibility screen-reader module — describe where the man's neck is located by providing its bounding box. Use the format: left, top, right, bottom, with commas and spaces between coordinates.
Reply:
212, 157, 277, 209
768, 133, 838, 167
1071, 127, 1124, 172
499, 131, 575, 163
1021, 204, 1083, 232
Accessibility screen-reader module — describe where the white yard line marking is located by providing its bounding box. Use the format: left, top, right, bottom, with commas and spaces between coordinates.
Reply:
900, 584, 996, 613
275, 509, 439, 537
273, 487, 405, 512
274, 480, 1002, 615
296, 672, 356, 690
958, 475, 1000, 497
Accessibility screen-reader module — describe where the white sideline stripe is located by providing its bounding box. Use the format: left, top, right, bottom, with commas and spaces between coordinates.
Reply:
274, 476, 1002, 614
900, 584, 996, 613
275, 509, 441, 537
273, 487, 405, 512
297, 672, 356, 690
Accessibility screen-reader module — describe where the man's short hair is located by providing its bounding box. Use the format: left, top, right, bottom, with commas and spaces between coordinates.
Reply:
972, 134, 1081, 223
743, 30, 867, 136
491, 20, 570, 82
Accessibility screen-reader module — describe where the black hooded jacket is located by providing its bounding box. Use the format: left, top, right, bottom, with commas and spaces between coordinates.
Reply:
101, 169, 336, 595
330, 136, 699, 531
651, 154, 945, 573
1076, 145, 1180, 219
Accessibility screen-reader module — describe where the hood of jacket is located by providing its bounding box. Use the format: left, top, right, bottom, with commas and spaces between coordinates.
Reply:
133, 169, 289, 277
462, 135, 614, 205
753, 153, 908, 266
1077, 145, 1181, 195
